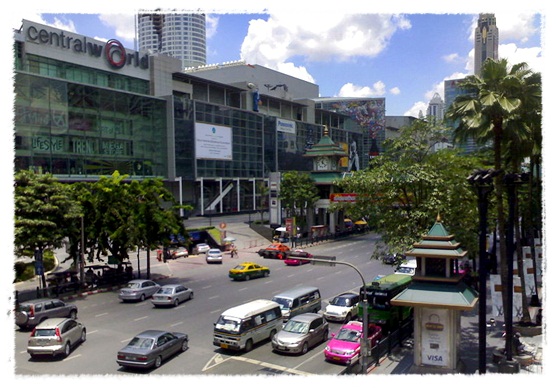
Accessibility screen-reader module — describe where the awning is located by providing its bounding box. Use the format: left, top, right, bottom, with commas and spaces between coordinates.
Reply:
391, 281, 478, 311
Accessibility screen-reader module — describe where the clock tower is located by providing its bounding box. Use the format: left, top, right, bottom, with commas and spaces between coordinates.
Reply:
304, 125, 348, 234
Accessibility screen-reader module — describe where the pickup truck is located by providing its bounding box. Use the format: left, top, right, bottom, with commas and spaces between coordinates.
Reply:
257, 243, 290, 259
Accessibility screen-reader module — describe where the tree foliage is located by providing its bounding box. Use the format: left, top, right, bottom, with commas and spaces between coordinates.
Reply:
335, 119, 488, 258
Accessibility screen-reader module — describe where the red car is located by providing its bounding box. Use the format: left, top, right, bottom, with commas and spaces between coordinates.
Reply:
284, 250, 313, 266
257, 243, 291, 259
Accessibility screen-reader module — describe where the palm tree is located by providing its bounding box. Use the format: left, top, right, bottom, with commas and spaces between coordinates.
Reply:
445, 58, 541, 344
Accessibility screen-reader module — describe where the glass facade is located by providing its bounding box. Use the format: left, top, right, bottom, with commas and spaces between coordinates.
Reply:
14, 54, 168, 179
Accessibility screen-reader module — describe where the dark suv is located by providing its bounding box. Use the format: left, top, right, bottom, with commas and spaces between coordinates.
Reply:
15, 298, 78, 330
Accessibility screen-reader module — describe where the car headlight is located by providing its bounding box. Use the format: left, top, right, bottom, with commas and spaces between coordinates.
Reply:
345, 349, 356, 356
325, 346, 330, 351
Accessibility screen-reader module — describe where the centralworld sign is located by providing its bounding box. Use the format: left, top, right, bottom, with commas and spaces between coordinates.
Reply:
23, 20, 149, 71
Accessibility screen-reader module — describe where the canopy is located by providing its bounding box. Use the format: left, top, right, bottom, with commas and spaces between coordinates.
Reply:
355, 220, 367, 225
275, 227, 287, 232
223, 237, 236, 243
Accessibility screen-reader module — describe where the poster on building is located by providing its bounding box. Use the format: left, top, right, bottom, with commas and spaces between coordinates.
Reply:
421, 308, 449, 367
489, 274, 524, 320
195, 123, 232, 160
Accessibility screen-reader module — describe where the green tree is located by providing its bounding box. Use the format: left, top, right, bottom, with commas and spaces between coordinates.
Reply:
14, 170, 81, 287
279, 171, 320, 231
66, 171, 186, 279
445, 58, 542, 329
335, 119, 486, 259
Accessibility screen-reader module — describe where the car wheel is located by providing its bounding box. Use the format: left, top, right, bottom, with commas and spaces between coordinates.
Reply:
322, 329, 328, 343
69, 309, 77, 319
264, 271, 269, 277
269, 329, 277, 340
244, 339, 253, 352
181, 340, 189, 352
189, 292, 194, 300
345, 313, 352, 323
174, 299, 180, 307
63, 342, 71, 358
154, 355, 163, 368
301, 342, 309, 354
80, 329, 87, 343
245, 275, 250, 281
140, 294, 145, 302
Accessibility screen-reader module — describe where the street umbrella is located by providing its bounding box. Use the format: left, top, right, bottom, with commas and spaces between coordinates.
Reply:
355, 220, 367, 225
223, 237, 236, 243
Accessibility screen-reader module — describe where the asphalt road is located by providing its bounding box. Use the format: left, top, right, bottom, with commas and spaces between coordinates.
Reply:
14, 230, 393, 377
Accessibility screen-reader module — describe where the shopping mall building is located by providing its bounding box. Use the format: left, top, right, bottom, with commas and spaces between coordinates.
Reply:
13, 19, 386, 217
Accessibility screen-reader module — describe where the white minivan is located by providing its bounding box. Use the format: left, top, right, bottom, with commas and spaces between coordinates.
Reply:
394, 258, 417, 276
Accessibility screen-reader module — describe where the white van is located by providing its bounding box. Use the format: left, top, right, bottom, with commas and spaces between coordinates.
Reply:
213, 299, 282, 352
395, 258, 417, 276
272, 286, 321, 321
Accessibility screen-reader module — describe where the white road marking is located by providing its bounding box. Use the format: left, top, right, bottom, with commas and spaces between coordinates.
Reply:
133, 316, 149, 321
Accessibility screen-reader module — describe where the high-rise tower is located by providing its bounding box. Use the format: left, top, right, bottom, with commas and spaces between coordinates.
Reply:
136, 12, 207, 69
474, 13, 499, 75
426, 92, 444, 124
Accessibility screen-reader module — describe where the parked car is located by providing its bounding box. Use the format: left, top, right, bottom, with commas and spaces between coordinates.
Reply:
323, 292, 360, 323
195, 243, 211, 254
117, 330, 189, 369
271, 313, 328, 354
170, 246, 189, 259
381, 252, 404, 265
257, 243, 291, 259
206, 248, 223, 264
15, 298, 78, 330
118, 279, 160, 302
27, 318, 86, 358
324, 321, 382, 365
228, 262, 270, 281
284, 249, 312, 266
151, 284, 194, 307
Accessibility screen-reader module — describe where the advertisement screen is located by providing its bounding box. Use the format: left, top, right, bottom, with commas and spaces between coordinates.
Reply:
195, 123, 233, 160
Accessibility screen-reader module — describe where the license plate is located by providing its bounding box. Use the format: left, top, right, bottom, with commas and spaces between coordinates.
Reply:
220, 344, 228, 349
333, 356, 341, 361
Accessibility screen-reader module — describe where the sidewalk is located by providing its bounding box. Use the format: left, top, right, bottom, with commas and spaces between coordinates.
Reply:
368, 293, 544, 375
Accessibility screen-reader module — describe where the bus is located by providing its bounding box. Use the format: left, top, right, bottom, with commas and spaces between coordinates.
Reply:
213, 299, 282, 352
358, 273, 413, 333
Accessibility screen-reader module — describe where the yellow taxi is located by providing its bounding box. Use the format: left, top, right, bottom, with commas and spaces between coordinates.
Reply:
229, 262, 270, 281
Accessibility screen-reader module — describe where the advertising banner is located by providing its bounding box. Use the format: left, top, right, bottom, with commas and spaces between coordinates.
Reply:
195, 123, 232, 160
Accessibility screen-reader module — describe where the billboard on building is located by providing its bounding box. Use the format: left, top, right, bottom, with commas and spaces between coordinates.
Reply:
195, 123, 233, 160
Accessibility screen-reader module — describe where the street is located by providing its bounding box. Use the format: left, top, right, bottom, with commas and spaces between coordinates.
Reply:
13, 230, 392, 376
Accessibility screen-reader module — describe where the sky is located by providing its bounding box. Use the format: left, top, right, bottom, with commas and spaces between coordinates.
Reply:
2, 2, 547, 117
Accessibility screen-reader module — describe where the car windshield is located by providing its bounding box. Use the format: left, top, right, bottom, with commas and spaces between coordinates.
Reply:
283, 320, 309, 334
336, 328, 361, 342
124, 282, 141, 289
272, 297, 292, 309
233, 265, 247, 270
215, 316, 241, 333
331, 296, 351, 307
128, 337, 154, 349
396, 267, 414, 274
158, 287, 174, 295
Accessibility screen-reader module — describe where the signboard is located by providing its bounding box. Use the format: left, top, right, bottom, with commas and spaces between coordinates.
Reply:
421, 308, 449, 367
330, 193, 357, 203
276, 119, 296, 134
195, 123, 233, 160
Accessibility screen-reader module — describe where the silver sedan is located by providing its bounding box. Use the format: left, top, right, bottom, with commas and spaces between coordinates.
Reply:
117, 330, 189, 369
118, 279, 160, 302
151, 284, 194, 307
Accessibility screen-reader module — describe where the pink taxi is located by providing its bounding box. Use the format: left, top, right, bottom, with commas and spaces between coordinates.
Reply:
324, 321, 382, 365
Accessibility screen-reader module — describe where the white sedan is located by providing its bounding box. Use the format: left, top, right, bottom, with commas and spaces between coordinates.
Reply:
206, 248, 223, 264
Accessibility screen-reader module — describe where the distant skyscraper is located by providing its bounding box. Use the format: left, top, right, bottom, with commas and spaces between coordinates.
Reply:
426, 92, 444, 124
136, 12, 207, 69
474, 13, 499, 75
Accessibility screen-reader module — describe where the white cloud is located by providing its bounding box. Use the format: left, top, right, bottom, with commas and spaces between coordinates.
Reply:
390, 87, 401, 95
98, 14, 136, 46
404, 101, 428, 118
443, 53, 461, 63
337, 81, 387, 98
240, 13, 411, 81
206, 14, 219, 39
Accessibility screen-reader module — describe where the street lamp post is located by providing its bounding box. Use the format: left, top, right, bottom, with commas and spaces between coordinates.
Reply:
467, 169, 498, 374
